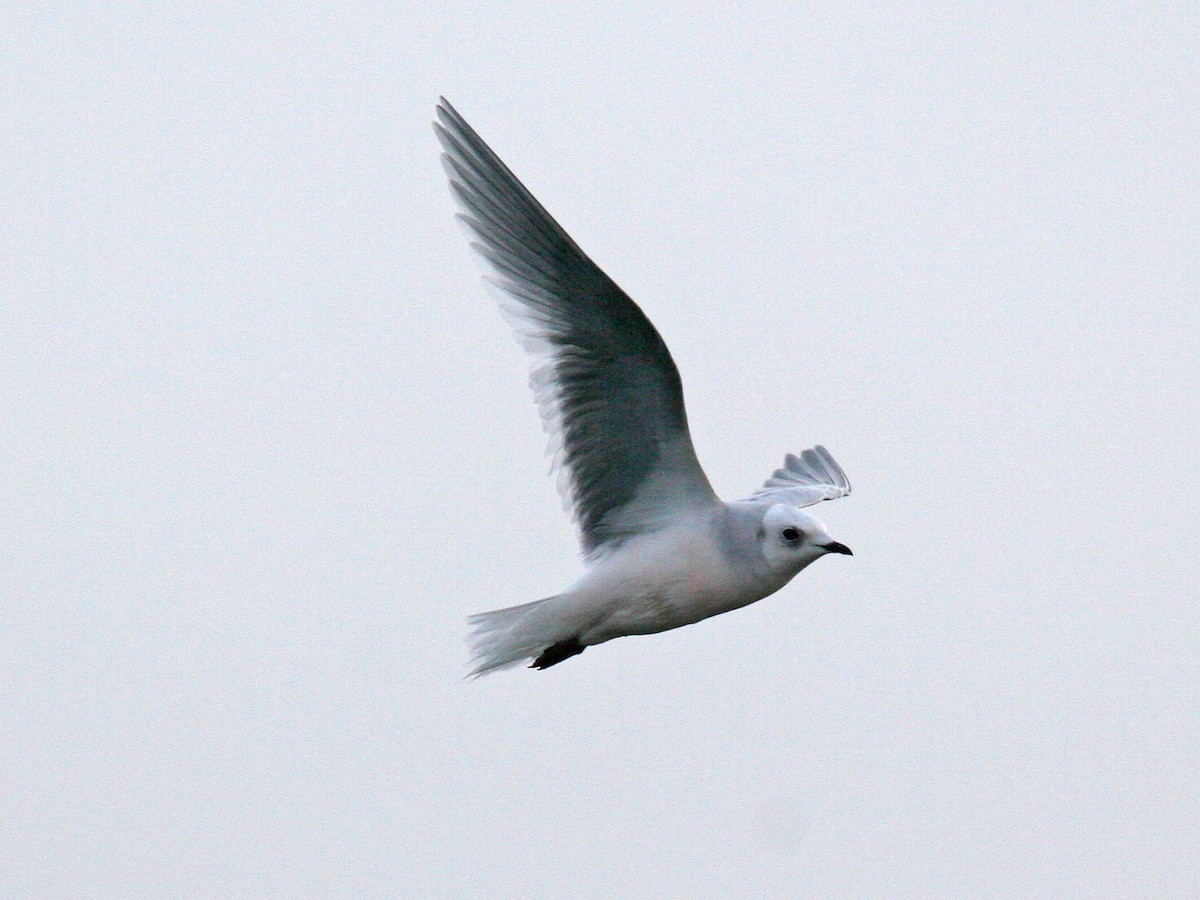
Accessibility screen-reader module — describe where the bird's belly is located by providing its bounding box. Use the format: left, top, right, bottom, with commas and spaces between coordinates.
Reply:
585, 569, 773, 642
571, 524, 793, 645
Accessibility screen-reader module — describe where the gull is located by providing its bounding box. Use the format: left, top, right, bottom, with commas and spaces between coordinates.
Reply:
434, 98, 852, 676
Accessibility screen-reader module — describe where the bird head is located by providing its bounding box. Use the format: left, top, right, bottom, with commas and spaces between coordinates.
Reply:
759, 503, 852, 575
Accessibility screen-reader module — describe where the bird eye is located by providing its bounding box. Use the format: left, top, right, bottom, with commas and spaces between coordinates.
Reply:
781, 527, 800, 542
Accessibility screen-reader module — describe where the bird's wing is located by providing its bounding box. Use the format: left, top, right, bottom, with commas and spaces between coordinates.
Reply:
434, 98, 718, 557
744, 445, 851, 507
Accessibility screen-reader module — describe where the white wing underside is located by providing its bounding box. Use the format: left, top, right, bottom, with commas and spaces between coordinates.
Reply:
744, 445, 851, 507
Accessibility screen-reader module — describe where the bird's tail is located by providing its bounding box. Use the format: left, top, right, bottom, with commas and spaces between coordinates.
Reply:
466, 597, 563, 678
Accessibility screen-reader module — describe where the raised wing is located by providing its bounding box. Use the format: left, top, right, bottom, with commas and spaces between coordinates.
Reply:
745, 445, 851, 507
434, 98, 718, 556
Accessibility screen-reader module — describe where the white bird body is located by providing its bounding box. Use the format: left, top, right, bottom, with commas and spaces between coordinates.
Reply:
565, 508, 770, 641
434, 99, 854, 675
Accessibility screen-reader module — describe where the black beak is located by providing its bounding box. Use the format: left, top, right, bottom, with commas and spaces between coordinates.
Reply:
820, 541, 853, 556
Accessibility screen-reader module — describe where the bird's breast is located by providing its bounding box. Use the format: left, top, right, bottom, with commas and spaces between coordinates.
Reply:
628, 536, 771, 631
573, 521, 780, 642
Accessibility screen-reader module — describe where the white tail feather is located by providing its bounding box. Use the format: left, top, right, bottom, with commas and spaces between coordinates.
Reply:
466, 597, 561, 678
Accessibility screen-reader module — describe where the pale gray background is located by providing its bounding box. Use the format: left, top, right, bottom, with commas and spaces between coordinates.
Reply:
3, 4, 1197, 897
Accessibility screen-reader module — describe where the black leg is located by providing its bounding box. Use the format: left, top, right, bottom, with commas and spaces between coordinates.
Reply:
530, 637, 586, 670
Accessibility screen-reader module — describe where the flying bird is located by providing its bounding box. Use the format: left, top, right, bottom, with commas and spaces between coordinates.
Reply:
434, 98, 852, 676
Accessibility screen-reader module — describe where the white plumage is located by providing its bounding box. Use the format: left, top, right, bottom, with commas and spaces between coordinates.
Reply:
435, 99, 853, 676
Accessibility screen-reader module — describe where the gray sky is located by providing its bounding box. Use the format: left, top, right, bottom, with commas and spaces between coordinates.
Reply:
4, 4, 1197, 897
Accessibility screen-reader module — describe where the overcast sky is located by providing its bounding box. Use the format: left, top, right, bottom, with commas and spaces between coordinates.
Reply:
3, 4, 1198, 897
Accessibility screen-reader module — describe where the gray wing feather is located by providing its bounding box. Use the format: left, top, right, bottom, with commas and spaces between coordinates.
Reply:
746, 445, 851, 507
434, 98, 717, 555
